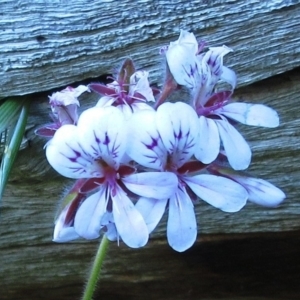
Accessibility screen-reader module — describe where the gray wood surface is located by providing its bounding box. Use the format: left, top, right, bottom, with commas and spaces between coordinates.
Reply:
1, 0, 300, 97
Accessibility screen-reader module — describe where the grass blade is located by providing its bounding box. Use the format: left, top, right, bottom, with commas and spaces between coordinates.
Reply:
0, 97, 26, 133
0, 99, 31, 201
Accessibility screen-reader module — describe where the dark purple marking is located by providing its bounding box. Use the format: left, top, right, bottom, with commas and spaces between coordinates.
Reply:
178, 160, 207, 174
88, 83, 115, 96
145, 136, 159, 149
69, 149, 81, 162
207, 56, 217, 68
80, 177, 105, 193
103, 132, 110, 145
110, 136, 121, 159
64, 193, 86, 226
95, 136, 101, 143
174, 128, 183, 139
144, 154, 160, 165
205, 91, 232, 108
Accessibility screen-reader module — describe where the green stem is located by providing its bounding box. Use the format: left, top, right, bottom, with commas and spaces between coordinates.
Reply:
82, 235, 109, 300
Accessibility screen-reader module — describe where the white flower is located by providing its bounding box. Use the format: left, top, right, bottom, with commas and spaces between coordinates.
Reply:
127, 102, 248, 252
49, 85, 89, 107
35, 85, 90, 137
46, 106, 177, 248
90, 70, 155, 119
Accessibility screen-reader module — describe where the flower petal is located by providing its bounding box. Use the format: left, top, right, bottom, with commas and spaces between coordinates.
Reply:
35, 123, 60, 138
77, 106, 127, 168
74, 188, 108, 239
202, 45, 233, 80
221, 66, 237, 89
167, 187, 197, 252
215, 118, 251, 170
112, 185, 149, 248
216, 103, 279, 128
166, 30, 200, 88
53, 203, 80, 242
130, 70, 155, 102
96, 96, 116, 108
185, 174, 248, 212
100, 212, 118, 241
122, 172, 178, 199
53, 227, 80, 243
105, 223, 118, 241
209, 166, 286, 207
194, 116, 220, 163
130, 102, 155, 113
135, 197, 168, 233
49, 85, 89, 107
127, 110, 167, 170
156, 102, 199, 168
46, 125, 101, 178
236, 177, 286, 207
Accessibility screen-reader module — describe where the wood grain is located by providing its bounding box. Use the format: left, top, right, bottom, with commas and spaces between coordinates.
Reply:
1, 0, 300, 97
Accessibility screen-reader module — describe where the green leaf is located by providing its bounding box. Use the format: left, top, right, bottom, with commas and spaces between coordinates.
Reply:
0, 97, 26, 133
0, 99, 31, 201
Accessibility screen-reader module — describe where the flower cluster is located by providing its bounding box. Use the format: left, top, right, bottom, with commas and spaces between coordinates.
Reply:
39, 30, 285, 252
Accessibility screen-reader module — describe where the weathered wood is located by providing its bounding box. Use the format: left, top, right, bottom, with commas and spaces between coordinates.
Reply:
1, 0, 300, 97
0, 65, 299, 299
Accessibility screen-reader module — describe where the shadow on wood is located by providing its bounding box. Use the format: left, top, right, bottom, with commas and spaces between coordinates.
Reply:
4, 232, 300, 300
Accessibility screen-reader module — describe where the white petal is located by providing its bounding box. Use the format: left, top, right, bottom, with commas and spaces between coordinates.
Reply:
77, 106, 127, 168
167, 187, 197, 252
105, 223, 118, 241
216, 103, 279, 128
221, 66, 237, 89
101, 212, 118, 241
191, 60, 213, 107
166, 30, 200, 88
53, 227, 80, 243
117, 102, 154, 120
230, 175, 285, 207
156, 102, 199, 168
195, 116, 220, 163
49, 85, 89, 107
129, 70, 155, 102
135, 197, 168, 233
122, 172, 178, 199
185, 174, 247, 212
203, 45, 233, 79
74, 188, 108, 239
112, 185, 149, 248
116, 103, 134, 120
96, 96, 116, 107
176, 30, 199, 53
46, 125, 101, 178
130, 102, 155, 113
215, 118, 251, 170
127, 110, 167, 170
53, 203, 80, 242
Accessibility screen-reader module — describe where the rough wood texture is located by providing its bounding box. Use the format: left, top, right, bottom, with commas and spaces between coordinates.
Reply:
1, 0, 300, 97
0, 0, 300, 299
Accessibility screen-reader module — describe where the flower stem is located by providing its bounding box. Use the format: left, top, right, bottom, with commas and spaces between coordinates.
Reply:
82, 235, 109, 300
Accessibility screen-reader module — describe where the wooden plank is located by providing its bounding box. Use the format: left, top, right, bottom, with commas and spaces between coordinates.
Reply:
1, 0, 300, 97
0, 65, 299, 298
1, 232, 300, 299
